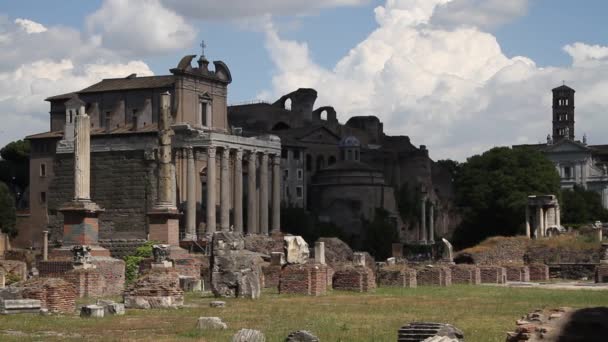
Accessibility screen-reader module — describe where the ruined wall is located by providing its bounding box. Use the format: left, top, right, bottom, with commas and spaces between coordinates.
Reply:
416, 266, 452, 286
504, 265, 530, 282
22, 277, 76, 314
528, 264, 549, 281
479, 266, 507, 284
63, 268, 105, 298
450, 265, 481, 285
48, 150, 156, 242
332, 266, 376, 292
377, 265, 417, 288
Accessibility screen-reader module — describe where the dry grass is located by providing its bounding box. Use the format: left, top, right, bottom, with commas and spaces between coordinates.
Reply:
1, 285, 607, 341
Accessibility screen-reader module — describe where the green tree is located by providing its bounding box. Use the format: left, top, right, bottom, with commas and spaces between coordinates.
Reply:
452, 147, 560, 248
0, 140, 31, 204
362, 208, 399, 260
561, 185, 608, 224
0, 181, 17, 237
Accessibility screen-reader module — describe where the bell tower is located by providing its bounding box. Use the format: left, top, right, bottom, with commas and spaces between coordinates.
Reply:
552, 84, 575, 141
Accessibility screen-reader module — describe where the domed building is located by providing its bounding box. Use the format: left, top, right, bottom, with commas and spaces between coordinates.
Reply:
310, 136, 401, 246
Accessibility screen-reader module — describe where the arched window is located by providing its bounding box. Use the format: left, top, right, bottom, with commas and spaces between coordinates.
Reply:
272, 122, 290, 131
284, 98, 292, 110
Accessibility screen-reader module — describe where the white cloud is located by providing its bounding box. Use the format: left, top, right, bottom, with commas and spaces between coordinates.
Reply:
86, 0, 197, 56
14, 18, 47, 33
430, 0, 529, 30
161, 0, 369, 19
260, 0, 608, 161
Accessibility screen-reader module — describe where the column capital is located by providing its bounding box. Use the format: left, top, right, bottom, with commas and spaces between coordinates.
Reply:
271, 154, 281, 166
247, 150, 257, 162
186, 146, 194, 159
235, 149, 243, 161
261, 152, 269, 162
207, 146, 216, 158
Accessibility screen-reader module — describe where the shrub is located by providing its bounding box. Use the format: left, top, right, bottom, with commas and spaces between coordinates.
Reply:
123, 241, 157, 284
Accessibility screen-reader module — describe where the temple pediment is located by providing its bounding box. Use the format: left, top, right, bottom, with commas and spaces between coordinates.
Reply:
545, 139, 591, 153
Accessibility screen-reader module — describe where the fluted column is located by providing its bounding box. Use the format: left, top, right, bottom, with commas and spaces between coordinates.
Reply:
259, 153, 269, 235
185, 147, 196, 240
206, 147, 217, 234
247, 152, 258, 234
220, 148, 230, 231
271, 154, 281, 233
429, 203, 434, 243
74, 105, 90, 201
234, 149, 243, 233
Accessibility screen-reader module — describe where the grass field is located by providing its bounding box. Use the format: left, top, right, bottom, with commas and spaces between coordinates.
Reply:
1, 285, 607, 341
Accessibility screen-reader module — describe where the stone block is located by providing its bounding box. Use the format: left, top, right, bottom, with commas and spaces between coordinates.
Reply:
353, 252, 366, 267
80, 304, 104, 318
0, 299, 42, 314
270, 252, 285, 266
196, 316, 227, 330
97, 300, 125, 315
398, 322, 464, 342
210, 301, 225, 308
284, 236, 309, 264
314, 242, 325, 265
179, 276, 202, 292
285, 330, 320, 341
262, 264, 282, 289
232, 329, 265, 342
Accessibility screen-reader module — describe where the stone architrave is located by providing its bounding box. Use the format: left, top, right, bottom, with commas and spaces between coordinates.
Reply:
284, 236, 309, 264
147, 92, 180, 246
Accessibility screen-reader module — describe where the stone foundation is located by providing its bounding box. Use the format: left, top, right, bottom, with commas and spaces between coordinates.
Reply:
123, 268, 184, 309
450, 265, 481, 285
504, 265, 530, 282
262, 264, 282, 289
377, 265, 417, 288
528, 264, 549, 281
22, 277, 76, 314
279, 264, 328, 296
416, 266, 452, 286
479, 266, 507, 284
64, 268, 105, 298
595, 265, 608, 283
38, 257, 125, 296
332, 266, 376, 292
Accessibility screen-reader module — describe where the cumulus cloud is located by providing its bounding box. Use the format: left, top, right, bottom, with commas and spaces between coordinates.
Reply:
260, 0, 608, 160
430, 0, 529, 30
86, 0, 197, 56
14, 18, 47, 33
161, 0, 369, 19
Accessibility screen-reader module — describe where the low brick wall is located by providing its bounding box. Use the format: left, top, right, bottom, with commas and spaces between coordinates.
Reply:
173, 257, 202, 278
279, 264, 328, 296
92, 257, 125, 296
124, 268, 184, 305
528, 264, 549, 281
377, 265, 417, 288
332, 266, 376, 292
548, 264, 597, 280
504, 265, 530, 282
479, 266, 507, 284
63, 268, 105, 298
98, 239, 148, 259
416, 266, 452, 286
262, 264, 282, 289
450, 265, 481, 285
596, 265, 608, 283
22, 277, 76, 314
0, 260, 27, 281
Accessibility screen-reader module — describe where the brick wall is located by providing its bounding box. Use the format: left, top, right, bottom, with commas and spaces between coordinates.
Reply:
173, 256, 202, 278
595, 265, 608, 283
279, 264, 318, 295
92, 257, 125, 296
22, 277, 76, 314
48, 150, 156, 242
416, 266, 452, 286
377, 265, 417, 288
99, 239, 148, 259
310, 264, 328, 296
63, 268, 105, 298
504, 265, 530, 282
332, 266, 376, 292
479, 266, 507, 284
262, 264, 282, 289
528, 264, 549, 281
450, 265, 481, 285
124, 268, 183, 298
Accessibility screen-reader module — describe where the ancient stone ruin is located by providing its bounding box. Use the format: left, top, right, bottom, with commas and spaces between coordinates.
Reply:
397, 322, 464, 342
123, 268, 184, 309
377, 265, 417, 288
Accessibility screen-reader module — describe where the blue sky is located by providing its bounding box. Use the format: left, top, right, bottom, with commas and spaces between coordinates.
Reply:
1, 0, 608, 160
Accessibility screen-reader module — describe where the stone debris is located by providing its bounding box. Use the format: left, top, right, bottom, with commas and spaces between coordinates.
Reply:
123, 268, 184, 309
397, 322, 464, 342
285, 330, 320, 342
284, 236, 310, 264
211, 232, 262, 299
196, 316, 227, 330
179, 276, 202, 292
232, 328, 266, 342
0, 299, 42, 314
210, 300, 226, 308
80, 304, 104, 318
96, 299, 125, 315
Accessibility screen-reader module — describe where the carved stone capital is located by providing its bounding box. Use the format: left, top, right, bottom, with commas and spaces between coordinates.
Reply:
207, 147, 216, 159
235, 149, 243, 161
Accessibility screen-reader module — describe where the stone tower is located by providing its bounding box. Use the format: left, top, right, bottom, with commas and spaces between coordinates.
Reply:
552, 84, 575, 141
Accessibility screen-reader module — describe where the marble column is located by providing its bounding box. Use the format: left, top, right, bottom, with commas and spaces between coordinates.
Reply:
429, 203, 434, 243
420, 198, 427, 243
184, 147, 196, 240
556, 205, 561, 228
206, 147, 217, 234
271, 154, 281, 233
247, 152, 258, 234
233, 149, 243, 233
259, 153, 269, 235
537, 207, 544, 238
42, 230, 49, 261
220, 148, 230, 231
74, 105, 91, 201
525, 206, 531, 238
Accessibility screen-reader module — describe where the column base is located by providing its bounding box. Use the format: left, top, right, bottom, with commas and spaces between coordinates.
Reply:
48, 245, 111, 260
59, 200, 104, 246
148, 206, 181, 246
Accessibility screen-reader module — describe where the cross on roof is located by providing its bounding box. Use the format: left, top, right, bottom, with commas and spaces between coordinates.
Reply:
200, 40, 207, 57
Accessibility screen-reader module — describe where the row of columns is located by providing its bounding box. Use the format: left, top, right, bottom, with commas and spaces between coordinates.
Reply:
419, 199, 435, 244
525, 205, 560, 238
184, 146, 281, 239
